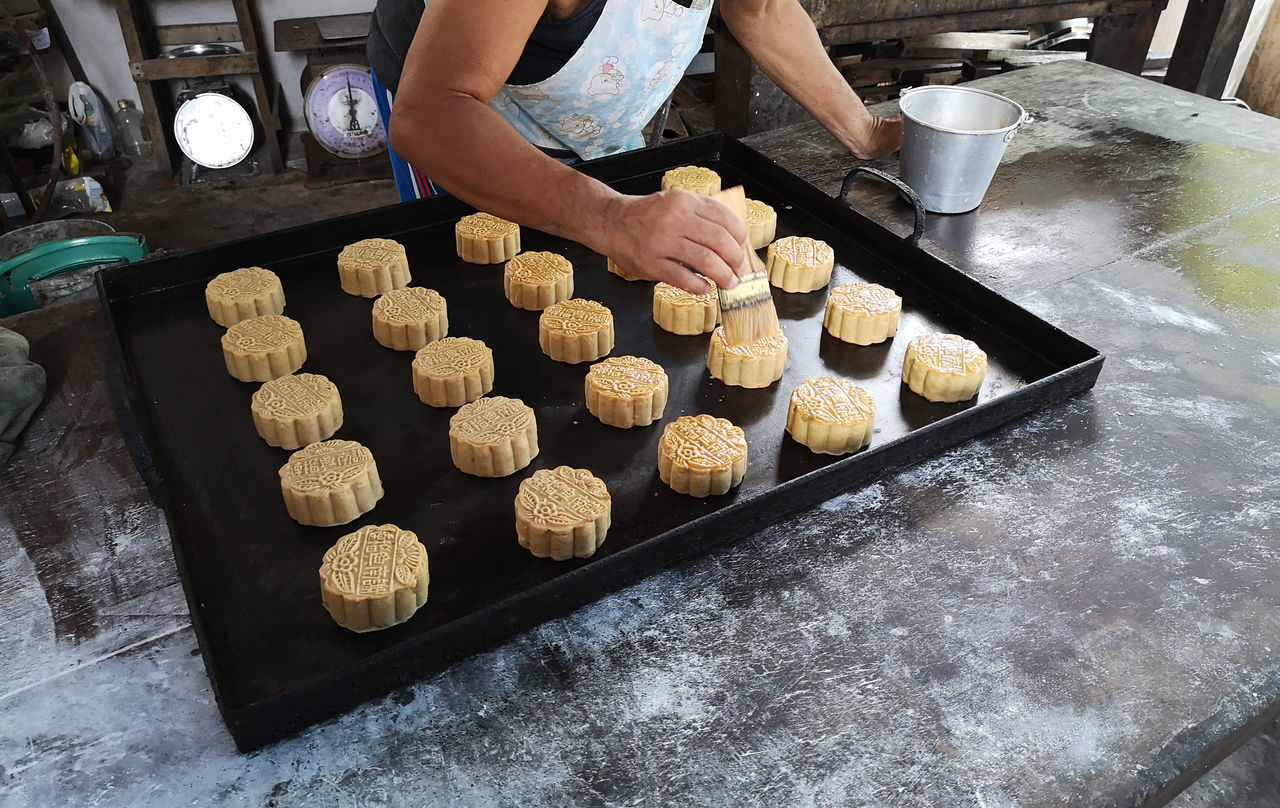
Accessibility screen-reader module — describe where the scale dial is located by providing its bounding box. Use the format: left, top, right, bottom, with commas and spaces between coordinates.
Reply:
174, 92, 255, 169
304, 64, 386, 159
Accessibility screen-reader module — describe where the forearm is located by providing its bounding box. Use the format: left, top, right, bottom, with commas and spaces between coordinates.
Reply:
390, 93, 622, 254
720, 0, 879, 156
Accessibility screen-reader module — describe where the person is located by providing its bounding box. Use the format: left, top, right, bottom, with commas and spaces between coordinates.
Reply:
367, 0, 902, 294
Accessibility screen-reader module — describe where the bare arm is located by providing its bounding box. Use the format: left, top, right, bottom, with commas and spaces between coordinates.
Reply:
389, 0, 746, 292
719, 0, 902, 158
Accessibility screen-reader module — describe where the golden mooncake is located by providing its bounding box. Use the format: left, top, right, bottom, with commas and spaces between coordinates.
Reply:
662, 165, 721, 195
786, 377, 876, 455
902, 333, 988, 403
658, 414, 748, 497
824, 282, 902, 345
337, 238, 411, 297
372, 286, 448, 351
412, 336, 494, 407
515, 466, 612, 561
504, 251, 573, 310
221, 314, 306, 382
653, 280, 719, 335
320, 524, 429, 633
766, 236, 835, 293
706, 326, 788, 388
606, 257, 642, 281
280, 439, 383, 526
449, 396, 539, 477
584, 355, 668, 428
539, 299, 615, 364
251, 372, 343, 449
746, 199, 777, 250
456, 212, 520, 264
205, 266, 285, 327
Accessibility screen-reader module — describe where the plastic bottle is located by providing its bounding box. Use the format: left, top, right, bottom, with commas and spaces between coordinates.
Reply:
113, 99, 152, 158
67, 82, 114, 161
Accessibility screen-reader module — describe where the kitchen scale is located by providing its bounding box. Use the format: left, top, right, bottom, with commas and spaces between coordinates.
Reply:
302, 63, 386, 159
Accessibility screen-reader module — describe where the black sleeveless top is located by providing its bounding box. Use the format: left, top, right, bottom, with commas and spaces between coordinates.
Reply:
367, 0, 608, 94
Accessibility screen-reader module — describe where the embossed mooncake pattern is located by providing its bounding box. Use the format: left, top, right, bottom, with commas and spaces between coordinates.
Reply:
584, 355, 669, 428
515, 466, 612, 561
372, 286, 448, 351
902, 333, 988, 403
706, 326, 789, 388
412, 336, 494, 407
745, 199, 778, 250
766, 236, 835, 293
538, 298, 615, 364
657, 414, 748, 497
319, 524, 429, 632
337, 238, 411, 297
205, 266, 285, 326
251, 372, 343, 449
449, 396, 539, 477
786, 377, 876, 455
280, 439, 383, 526
221, 314, 306, 381
823, 282, 902, 345
503, 251, 574, 310
653, 280, 719, 335
455, 212, 521, 264
661, 165, 721, 195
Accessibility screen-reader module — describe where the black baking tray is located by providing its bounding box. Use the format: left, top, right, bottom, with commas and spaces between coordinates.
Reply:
98, 133, 1103, 751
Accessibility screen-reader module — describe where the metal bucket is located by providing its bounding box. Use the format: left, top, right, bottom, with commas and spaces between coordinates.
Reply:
899, 86, 1026, 214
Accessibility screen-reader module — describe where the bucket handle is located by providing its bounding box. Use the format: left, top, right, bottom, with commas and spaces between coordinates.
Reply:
839, 167, 926, 247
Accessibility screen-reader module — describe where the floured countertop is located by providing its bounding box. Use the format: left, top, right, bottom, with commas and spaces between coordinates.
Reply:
2, 61, 1278, 806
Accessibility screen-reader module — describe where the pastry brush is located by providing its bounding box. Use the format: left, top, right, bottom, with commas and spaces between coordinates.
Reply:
712, 186, 780, 347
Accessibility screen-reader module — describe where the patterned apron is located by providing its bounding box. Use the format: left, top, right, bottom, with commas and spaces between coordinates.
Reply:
490, 0, 713, 159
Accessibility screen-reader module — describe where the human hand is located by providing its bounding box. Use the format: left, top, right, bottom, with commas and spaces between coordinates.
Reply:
600, 189, 748, 295
848, 114, 904, 160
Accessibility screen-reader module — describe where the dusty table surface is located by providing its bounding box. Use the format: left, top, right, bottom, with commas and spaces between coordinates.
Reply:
2, 61, 1278, 806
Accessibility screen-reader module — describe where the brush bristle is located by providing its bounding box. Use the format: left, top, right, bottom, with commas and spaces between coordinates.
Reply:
718, 256, 780, 347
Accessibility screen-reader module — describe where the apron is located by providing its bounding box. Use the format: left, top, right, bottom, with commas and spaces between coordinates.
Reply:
491, 0, 714, 160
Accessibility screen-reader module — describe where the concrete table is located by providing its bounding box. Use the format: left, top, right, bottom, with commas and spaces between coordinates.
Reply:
2, 61, 1277, 806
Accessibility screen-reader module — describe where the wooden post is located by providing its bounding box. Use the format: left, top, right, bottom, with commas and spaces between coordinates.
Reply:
1166, 0, 1259, 96
1087, 10, 1163, 73
112, 0, 173, 176
231, 0, 283, 172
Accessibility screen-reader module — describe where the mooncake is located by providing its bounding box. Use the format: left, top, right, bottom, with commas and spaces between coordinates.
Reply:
661, 165, 721, 195
504, 251, 573, 310
746, 199, 777, 250
584, 355, 668, 428
221, 314, 306, 382
279, 439, 383, 526
449, 396, 539, 477
456, 212, 521, 264
515, 466, 612, 560
706, 326, 788, 388
372, 286, 448, 351
205, 266, 284, 326
606, 257, 642, 281
902, 333, 988, 403
766, 236, 834, 293
251, 372, 342, 449
653, 280, 718, 335
319, 524, 429, 633
412, 336, 494, 407
823, 282, 902, 345
786, 377, 876, 454
539, 298, 615, 364
337, 238, 411, 297
657, 414, 748, 497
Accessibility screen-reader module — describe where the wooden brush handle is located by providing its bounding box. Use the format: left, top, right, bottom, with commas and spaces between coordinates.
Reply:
712, 185, 748, 225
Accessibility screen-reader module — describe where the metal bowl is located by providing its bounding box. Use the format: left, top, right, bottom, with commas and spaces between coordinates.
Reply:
163, 43, 242, 59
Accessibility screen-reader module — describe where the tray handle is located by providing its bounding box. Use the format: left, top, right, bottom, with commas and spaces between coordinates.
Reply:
839, 167, 926, 247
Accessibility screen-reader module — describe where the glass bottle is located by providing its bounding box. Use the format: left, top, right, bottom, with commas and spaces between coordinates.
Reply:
113, 99, 152, 158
